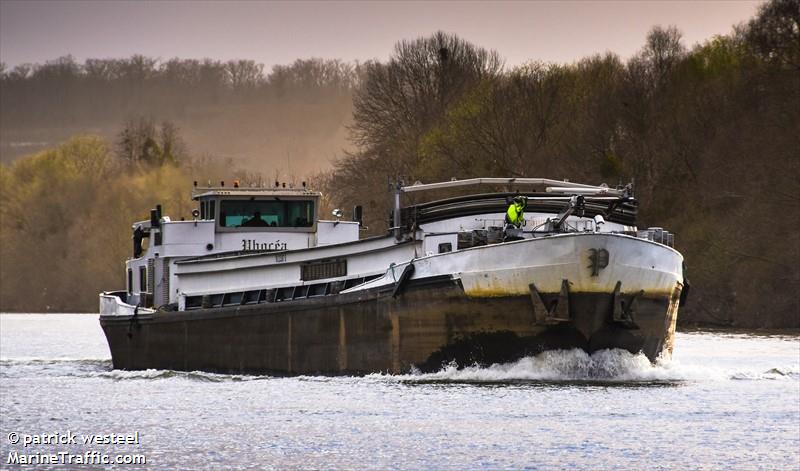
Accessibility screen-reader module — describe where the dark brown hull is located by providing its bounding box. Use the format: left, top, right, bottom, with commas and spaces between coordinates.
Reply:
100, 276, 681, 375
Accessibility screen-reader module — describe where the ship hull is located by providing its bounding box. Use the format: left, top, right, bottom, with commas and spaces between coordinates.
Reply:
100, 272, 682, 375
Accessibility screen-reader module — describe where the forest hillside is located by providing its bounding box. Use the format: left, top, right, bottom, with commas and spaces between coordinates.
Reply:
1, 57, 357, 175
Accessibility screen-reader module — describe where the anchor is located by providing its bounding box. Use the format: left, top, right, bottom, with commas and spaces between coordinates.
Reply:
612, 281, 642, 329
529, 280, 571, 325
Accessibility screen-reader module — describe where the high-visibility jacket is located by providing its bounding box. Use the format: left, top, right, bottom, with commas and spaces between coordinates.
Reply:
506, 203, 525, 227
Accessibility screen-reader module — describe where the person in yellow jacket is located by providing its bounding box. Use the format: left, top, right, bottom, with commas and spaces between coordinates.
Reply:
505, 196, 527, 228
503, 196, 527, 242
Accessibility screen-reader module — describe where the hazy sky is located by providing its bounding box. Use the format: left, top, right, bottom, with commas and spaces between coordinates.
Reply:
1, 0, 762, 70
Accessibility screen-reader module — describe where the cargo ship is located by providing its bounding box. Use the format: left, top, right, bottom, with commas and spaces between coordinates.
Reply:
99, 177, 687, 374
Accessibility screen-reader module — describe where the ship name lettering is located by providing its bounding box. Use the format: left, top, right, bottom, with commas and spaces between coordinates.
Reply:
241, 239, 288, 251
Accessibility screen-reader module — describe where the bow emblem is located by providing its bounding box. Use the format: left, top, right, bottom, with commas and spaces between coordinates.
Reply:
588, 248, 609, 276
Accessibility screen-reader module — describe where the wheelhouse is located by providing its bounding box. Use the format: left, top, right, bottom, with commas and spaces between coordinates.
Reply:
193, 186, 319, 233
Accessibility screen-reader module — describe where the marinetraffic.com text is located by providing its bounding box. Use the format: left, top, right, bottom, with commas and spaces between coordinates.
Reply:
5, 431, 146, 465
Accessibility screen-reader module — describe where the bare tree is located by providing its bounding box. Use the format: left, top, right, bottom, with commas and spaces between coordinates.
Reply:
224, 59, 264, 91
745, 0, 800, 69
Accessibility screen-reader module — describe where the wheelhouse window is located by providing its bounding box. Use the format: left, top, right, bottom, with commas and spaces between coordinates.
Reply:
199, 200, 215, 220
219, 200, 314, 228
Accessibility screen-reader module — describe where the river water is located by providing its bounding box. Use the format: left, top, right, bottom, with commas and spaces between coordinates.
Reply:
1, 314, 798, 470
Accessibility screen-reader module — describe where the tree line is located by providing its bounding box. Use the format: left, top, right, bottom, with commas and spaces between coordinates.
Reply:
0, 0, 797, 326
0, 56, 359, 127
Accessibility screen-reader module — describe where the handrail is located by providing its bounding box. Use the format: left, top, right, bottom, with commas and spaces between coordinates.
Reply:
400, 177, 617, 194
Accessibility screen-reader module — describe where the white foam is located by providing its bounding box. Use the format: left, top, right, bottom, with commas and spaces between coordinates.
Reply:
95, 368, 274, 382
376, 348, 800, 383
